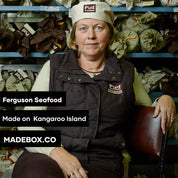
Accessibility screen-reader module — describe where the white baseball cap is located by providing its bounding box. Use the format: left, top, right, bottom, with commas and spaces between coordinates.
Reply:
71, 1, 114, 26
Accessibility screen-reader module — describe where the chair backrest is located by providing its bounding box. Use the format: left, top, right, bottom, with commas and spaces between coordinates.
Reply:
130, 106, 163, 156
129, 106, 168, 178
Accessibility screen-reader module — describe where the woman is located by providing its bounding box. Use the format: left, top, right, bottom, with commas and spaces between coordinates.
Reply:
12, 2, 176, 178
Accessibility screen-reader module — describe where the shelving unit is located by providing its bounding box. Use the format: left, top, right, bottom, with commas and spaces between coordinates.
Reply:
111, 6, 178, 12
0, 5, 177, 12
0, 5, 68, 12
0, 64, 42, 71
0, 52, 178, 58
0, 5, 177, 177
0, 6, 177, 58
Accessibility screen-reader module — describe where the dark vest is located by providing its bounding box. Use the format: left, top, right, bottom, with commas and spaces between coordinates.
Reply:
46, 49, 135, 166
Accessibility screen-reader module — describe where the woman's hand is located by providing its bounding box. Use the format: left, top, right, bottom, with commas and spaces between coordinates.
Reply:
50, 147, 88, 178
153, 95, 176, 134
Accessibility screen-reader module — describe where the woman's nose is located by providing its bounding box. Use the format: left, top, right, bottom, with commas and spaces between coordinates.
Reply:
88, 29, 96, 39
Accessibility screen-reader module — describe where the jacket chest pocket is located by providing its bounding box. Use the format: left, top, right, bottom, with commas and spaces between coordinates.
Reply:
65, 84, 86, 106
55, 73, 86, 107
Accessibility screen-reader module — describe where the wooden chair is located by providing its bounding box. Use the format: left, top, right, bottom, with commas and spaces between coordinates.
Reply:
129, 106, 168, 178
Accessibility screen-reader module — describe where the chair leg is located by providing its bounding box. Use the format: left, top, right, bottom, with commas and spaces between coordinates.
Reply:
158, 133, 168, 178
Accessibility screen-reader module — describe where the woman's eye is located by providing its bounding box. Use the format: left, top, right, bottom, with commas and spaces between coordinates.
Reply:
80, 27, 87, 32
95, 26, 103, 31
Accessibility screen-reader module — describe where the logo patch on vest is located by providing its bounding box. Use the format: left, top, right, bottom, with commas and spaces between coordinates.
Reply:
83, 4, 96, 13
108, 83, 123, 94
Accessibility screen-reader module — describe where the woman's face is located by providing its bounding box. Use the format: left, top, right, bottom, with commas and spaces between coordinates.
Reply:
75, 18, 110, 58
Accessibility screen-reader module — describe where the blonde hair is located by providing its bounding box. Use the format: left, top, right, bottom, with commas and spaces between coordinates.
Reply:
69, 22, 114, 55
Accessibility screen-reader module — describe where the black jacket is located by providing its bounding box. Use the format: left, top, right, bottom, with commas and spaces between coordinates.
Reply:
46, 49, 135, 171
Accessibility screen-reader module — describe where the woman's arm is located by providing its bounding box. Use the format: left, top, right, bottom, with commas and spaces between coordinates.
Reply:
133, 68, 176, 133
18, 60, 54, 156
133, 68, 152, 106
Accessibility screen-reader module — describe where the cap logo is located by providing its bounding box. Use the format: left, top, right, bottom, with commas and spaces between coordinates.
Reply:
83, 4, 96, 13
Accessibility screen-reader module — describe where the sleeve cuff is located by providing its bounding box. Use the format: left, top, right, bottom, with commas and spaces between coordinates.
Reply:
152, 97, 160, 107
25, 147, 56, 156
